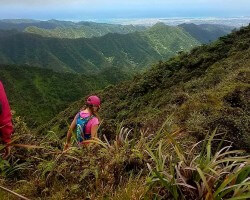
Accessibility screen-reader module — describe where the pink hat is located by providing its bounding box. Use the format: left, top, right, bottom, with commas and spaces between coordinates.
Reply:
86, 95, 101, 107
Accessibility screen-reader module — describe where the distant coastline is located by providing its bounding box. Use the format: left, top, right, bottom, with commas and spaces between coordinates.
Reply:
91, 16, 250, 27
1, 16, 250, 28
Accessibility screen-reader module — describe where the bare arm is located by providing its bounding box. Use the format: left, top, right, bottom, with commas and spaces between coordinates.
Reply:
65, 115, 77, 145
91, 124, 99, 139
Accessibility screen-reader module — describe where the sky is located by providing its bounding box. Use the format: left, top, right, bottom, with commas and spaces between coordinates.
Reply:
0, 0, 250, 20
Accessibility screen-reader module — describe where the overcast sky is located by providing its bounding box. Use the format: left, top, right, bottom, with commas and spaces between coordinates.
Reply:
1, 0, 250, 20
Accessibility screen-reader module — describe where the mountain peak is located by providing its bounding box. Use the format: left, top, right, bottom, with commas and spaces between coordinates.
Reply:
152, 22, 167, 28
179, 23, 198, 27
148, 22, 171, 32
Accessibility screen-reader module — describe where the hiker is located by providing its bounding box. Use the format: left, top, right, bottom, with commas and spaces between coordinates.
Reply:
0, 81, 13, 159
64, 95, 101, 150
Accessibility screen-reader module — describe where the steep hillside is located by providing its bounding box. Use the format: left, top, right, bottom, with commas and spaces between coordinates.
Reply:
0, 24, 200, 73
42, 25, 250, 150
179, 23, 233, 43
141, 22, 199, 58
0, 25, 249, 200
0, 65, 129, 127
0, 19, 146, 38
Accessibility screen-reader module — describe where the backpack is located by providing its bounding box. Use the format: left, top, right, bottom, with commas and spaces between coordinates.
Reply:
76, 113, 94, 143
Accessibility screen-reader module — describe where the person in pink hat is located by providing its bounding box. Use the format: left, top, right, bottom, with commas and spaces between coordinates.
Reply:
64, 95, 101, 150
0, 81, 14, 159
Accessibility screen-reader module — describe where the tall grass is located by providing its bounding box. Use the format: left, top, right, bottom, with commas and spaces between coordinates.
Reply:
1, 117, 249, 200
146, 128, 250, 200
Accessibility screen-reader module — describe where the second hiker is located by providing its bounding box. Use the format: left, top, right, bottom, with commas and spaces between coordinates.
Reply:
64, 95, 101, 150
0, 81, 14, 159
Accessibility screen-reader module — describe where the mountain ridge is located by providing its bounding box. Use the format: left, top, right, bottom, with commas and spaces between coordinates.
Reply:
0, 19, 147, 38
179, 23, 234, 43
0, 24, 200, 73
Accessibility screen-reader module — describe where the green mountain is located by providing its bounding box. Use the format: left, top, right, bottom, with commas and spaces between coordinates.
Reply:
0, 24, 249, 200
24, 22, 146, 39
0, 19, 233, 42
143, 22, 199, 57
0, 24, 200, 73
42, 25, 250, 151
0, 19, 57, 31
0, 64, 129, 127
0, 19, 146, 38
179, 23, 233, 43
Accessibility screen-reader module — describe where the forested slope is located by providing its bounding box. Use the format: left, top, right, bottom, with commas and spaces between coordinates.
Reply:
0, 65, 129, 127
0, 24, 200, 73
43, 25, 250, 150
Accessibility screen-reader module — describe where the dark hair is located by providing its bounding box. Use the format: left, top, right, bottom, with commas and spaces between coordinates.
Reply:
82, 103, 101, 122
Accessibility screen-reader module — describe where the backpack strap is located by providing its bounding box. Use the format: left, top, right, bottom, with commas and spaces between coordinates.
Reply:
83, 115, 94, 135
82, 115, 94, 140
76, 113, 95, 142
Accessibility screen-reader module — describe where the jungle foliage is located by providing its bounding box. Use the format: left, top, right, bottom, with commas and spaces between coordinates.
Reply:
0, 65, 130, 127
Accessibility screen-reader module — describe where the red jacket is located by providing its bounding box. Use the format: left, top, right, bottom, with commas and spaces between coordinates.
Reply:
0, 81, 13, 143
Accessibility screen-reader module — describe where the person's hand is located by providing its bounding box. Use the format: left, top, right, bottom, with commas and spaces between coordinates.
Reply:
3, 145, 11, 160
63, 143, 70, 151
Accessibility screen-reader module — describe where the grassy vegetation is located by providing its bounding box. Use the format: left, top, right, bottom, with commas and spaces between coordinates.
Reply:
146, 128, 250, 199
0, 115, 249, 199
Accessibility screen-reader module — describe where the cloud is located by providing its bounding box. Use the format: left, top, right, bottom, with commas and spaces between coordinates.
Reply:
1, 0, 250, 7
0, 0, 249, 19
0, 0, 86, 6
0, 0, 225, 6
